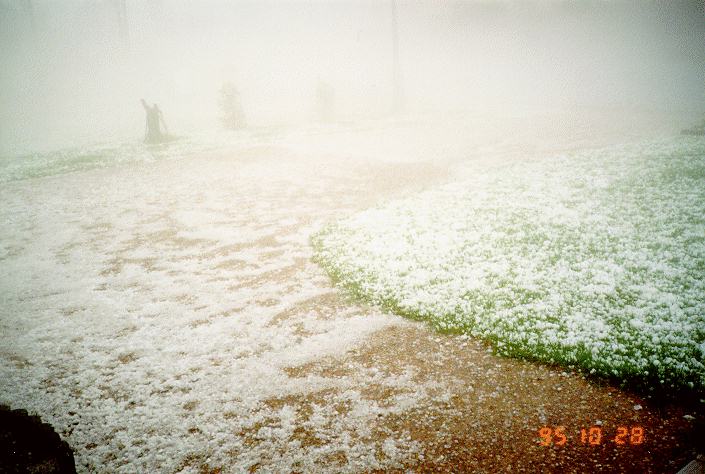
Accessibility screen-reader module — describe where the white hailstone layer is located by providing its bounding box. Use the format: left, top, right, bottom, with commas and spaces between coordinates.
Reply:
314, 138, 705, 389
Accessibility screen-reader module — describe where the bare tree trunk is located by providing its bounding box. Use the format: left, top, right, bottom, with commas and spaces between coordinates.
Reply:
112, 0, 129, 50
391, 0, 403, 114
25, 0, 35, 34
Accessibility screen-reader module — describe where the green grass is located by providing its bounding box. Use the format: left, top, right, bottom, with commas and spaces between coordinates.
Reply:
313, 138, 705, 391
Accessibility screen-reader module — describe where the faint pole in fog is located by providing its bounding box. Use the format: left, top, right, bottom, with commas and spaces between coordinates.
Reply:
391, 0, 404, 114
147, 0, 164, 38
315, 80, 335, 122
24, 0, 35, 33
111, 0, 130, 50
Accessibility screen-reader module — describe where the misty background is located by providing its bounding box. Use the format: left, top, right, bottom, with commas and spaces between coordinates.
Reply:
1, 0, 704, 155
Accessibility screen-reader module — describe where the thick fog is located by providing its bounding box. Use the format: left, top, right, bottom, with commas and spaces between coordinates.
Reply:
1, 0, 704, 154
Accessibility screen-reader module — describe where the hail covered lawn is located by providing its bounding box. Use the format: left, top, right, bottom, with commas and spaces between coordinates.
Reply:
314, 138, 705, 390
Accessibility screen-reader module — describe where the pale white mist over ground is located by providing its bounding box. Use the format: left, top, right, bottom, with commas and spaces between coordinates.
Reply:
1, 0, 704, 154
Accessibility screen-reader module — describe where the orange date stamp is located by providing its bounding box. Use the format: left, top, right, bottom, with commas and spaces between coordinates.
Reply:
538, 426, 644, 446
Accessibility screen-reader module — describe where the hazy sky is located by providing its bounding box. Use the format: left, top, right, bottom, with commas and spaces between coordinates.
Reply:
1, 0, 704, 153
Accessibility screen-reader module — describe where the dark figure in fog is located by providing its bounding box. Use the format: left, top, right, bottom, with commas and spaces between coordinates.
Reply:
219, 82, 246, 130
141, 99, 167, 143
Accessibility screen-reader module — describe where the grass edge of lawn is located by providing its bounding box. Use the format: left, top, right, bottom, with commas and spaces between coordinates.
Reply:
310, 229, 705, 399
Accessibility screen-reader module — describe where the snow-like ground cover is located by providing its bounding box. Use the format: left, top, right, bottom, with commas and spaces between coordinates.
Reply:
0, 139, 451, 472
2, 114, 700, 472
314, 138, 705, 390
